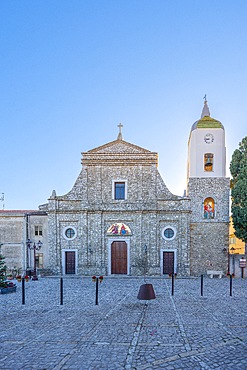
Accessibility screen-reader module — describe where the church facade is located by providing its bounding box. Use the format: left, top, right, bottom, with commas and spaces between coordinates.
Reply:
40, 100, 229, 277
0, 101, 230, 277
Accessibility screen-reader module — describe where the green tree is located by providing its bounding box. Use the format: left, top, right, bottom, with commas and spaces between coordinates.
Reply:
0, 253, 7, 288
230, 136, 247, 244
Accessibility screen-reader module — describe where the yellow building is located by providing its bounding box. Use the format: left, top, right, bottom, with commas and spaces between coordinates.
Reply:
229, 217, 245, 255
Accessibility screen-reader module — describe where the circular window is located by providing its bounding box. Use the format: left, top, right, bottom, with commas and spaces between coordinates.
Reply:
63, 227, 77, 241
162, 226, 176, 241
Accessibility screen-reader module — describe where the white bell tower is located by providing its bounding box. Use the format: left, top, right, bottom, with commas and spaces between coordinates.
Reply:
187, 98, 226, 179
187, 98, 229, 276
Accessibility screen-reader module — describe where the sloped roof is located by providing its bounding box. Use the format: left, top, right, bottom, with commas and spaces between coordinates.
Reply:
86, 139, 153, 154
191, 100, 224, 131
0, 210, 46, 216
191, 116, 223, 131
82, 139, 158, 167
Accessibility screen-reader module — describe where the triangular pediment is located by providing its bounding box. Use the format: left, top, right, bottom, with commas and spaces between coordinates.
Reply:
82, 139, 158, 167
86, 139, 152, 154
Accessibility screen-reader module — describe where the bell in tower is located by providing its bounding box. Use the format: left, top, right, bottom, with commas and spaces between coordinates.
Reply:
204, 153, 213, 171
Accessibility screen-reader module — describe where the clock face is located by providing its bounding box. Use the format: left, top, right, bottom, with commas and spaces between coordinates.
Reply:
204, 133, 214, 144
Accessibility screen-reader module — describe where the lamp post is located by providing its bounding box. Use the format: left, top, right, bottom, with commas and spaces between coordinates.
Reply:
26, 239, 43, 280
230, 246, 236, 275
92, 276, 104, 305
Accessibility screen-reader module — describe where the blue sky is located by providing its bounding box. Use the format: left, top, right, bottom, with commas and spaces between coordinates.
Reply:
1, 0, 246, 209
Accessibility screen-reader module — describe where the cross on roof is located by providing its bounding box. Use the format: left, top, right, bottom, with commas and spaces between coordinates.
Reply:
117, 123, 123, 140
201, 95, 210, 118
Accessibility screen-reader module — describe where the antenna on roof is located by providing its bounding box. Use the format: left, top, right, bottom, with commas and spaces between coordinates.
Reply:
0, 193, 5, 210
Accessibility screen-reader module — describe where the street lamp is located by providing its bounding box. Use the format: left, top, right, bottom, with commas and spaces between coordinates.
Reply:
26, 239, 43, 280
230, 246, 236, 275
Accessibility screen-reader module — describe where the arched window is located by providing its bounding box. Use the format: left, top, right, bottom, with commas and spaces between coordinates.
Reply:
204, 197, 215, 219
204, 153, 214, 172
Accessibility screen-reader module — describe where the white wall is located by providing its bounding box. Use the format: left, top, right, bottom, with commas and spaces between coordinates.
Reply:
188, 128, 226, 178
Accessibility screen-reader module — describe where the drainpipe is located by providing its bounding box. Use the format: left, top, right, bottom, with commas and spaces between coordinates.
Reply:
25, 213, 29, 271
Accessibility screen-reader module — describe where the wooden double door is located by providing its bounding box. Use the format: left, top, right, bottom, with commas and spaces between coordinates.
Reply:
111, 241, 127, 274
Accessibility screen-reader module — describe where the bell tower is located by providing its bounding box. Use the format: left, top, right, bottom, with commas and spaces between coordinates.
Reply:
187, 99, 230, 276
187, 97, 226, 179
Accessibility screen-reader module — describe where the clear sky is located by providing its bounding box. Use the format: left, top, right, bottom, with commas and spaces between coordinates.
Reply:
1, 0, 246, 210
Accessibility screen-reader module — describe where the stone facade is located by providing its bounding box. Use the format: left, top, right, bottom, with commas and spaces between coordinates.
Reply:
46, 139, 192, 276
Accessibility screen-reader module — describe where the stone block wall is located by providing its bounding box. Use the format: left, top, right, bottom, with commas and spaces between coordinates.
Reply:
188, 177, 230, 275
47, 201, 191, 277
188, 177, 230, 223
190, 222, 229, 275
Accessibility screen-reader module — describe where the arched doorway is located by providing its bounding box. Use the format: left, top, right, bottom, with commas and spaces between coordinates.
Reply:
111, 241, 127, 274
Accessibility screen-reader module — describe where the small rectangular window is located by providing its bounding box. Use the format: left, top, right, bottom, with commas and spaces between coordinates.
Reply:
115, 182, 125, 200
35, 226, 43, 236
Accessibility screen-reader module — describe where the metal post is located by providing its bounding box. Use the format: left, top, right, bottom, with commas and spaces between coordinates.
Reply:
32, 244, 38, 280
201, 274, 203, 296
241, 267, 244, 279
95, 277, 99, 305
22, 277, 25, 305
227, 250, 230, 275
33, 244, 36, 276
171, 274, 174, 296
230, 274, 233, 296
60, 277, 63, 305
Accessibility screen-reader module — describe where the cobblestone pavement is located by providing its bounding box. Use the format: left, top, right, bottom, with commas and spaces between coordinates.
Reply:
1, 276, 247, 370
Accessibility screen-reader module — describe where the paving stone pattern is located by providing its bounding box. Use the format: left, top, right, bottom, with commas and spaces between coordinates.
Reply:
1, 277, 247, 369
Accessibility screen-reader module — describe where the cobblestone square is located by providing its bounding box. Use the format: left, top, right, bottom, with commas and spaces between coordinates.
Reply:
1, 276, 247, 369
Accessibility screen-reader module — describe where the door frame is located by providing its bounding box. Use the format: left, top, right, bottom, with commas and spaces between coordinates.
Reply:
62, 249, 78, 275
108, 238, 130, 275
160, 249, 177, 275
